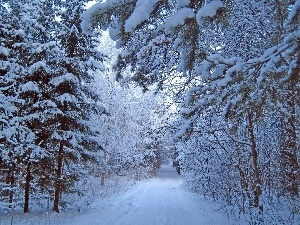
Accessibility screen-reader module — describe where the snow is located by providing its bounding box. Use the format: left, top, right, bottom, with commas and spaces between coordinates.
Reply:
196, 1, 223, 26
178, 0, 190, 8
136, 35, 168, 60
109, 16, 121, 41
174, 37, 182, 48
124, 0, 159, 32
81, 1, 103, 35
165, 7, 195, 31
85, 59, 105, 71
15, 29, 26, 36
211, 64, 227, 79
56, 93, 78, 104
180, 107, 192, 115
21, 81, 39, 93
1, 164, 239, 225
50, 73, 79, 86
185, 86, 201, 105
36, 100, 57, 108
28, 61, 47, 74
0, 60, 10, 71
0, 46, 9, 56
81, 0, 115, 35
216, 74, 232, 87
285, 0, 300, 26
82, 0, 137, 35
256, 73, 265, 84
174, 116, 195, 139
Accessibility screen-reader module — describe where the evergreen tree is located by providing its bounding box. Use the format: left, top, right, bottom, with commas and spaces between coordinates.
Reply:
1, 0, 107, 213
0, 1, 18, 209
50, 0, 105, 212
0, 0, 60, 212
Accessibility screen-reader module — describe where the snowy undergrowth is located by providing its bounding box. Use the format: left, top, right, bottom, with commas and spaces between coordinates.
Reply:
183, 177, 300, 225
262, 196, 300, 225
0, 172, 140, 223
0, 170, 158, 225
1, 164, 242, 225
63, 172, 138, 212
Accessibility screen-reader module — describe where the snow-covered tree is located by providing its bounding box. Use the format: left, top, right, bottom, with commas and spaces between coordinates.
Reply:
93, 68, 163, 183
1, 0, 106, 213
83, 0, 300, 223
0, 2, 19, 209
0, 0, 64, 212
48, 0, 106, 212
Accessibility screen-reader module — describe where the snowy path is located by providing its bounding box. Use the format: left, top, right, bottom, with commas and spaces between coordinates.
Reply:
2, 164, 236, 225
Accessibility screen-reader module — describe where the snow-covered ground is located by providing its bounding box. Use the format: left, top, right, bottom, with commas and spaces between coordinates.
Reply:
1, 164, 243, 225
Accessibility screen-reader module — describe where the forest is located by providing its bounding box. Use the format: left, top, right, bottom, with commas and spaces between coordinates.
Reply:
1, 0, 299, 224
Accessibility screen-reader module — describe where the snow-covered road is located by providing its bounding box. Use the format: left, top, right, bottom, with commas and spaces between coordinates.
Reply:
3, 164, 238, 225
60, 164, 231, 225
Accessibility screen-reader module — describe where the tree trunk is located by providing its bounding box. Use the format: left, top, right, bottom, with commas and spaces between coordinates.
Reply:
279, 44, 299, 197
247, 111, 262, 211
53, 142, 64, 213
24, 161, 31, 213
280, 97, 299, 196
8, 164, 15, 208
236, 146, 250, 212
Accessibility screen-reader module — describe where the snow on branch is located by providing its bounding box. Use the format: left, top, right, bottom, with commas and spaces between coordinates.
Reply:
82, 0, 136, 35
178, 0, 190, 8
165, 7, 195, 31
196, 0, 223, 26
0, 46, 9, 56
136, 35, 170, 60
21, 81, 39, 93
201, 30, 298, 85
56, 93, 78, 104
33, 100, 57, 109
82, 1, 110, 35
223, 129, 252, 146
125, 0, 159, 32
28, 61, 47, 74
174, 114, 198, 139
50, 73, 79, 86
285, 0, 300, 26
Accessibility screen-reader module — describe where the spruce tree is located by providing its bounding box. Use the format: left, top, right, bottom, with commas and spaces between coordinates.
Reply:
51, 0, 105, 212
1, 0, 60, 212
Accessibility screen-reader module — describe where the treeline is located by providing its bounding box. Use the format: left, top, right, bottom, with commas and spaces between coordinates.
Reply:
0, 0, 161, 213
84, 0, 299, 224
0, 0, 106, 213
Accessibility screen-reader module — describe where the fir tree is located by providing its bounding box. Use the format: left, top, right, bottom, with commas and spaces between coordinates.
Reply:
51, 0, 105, 212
